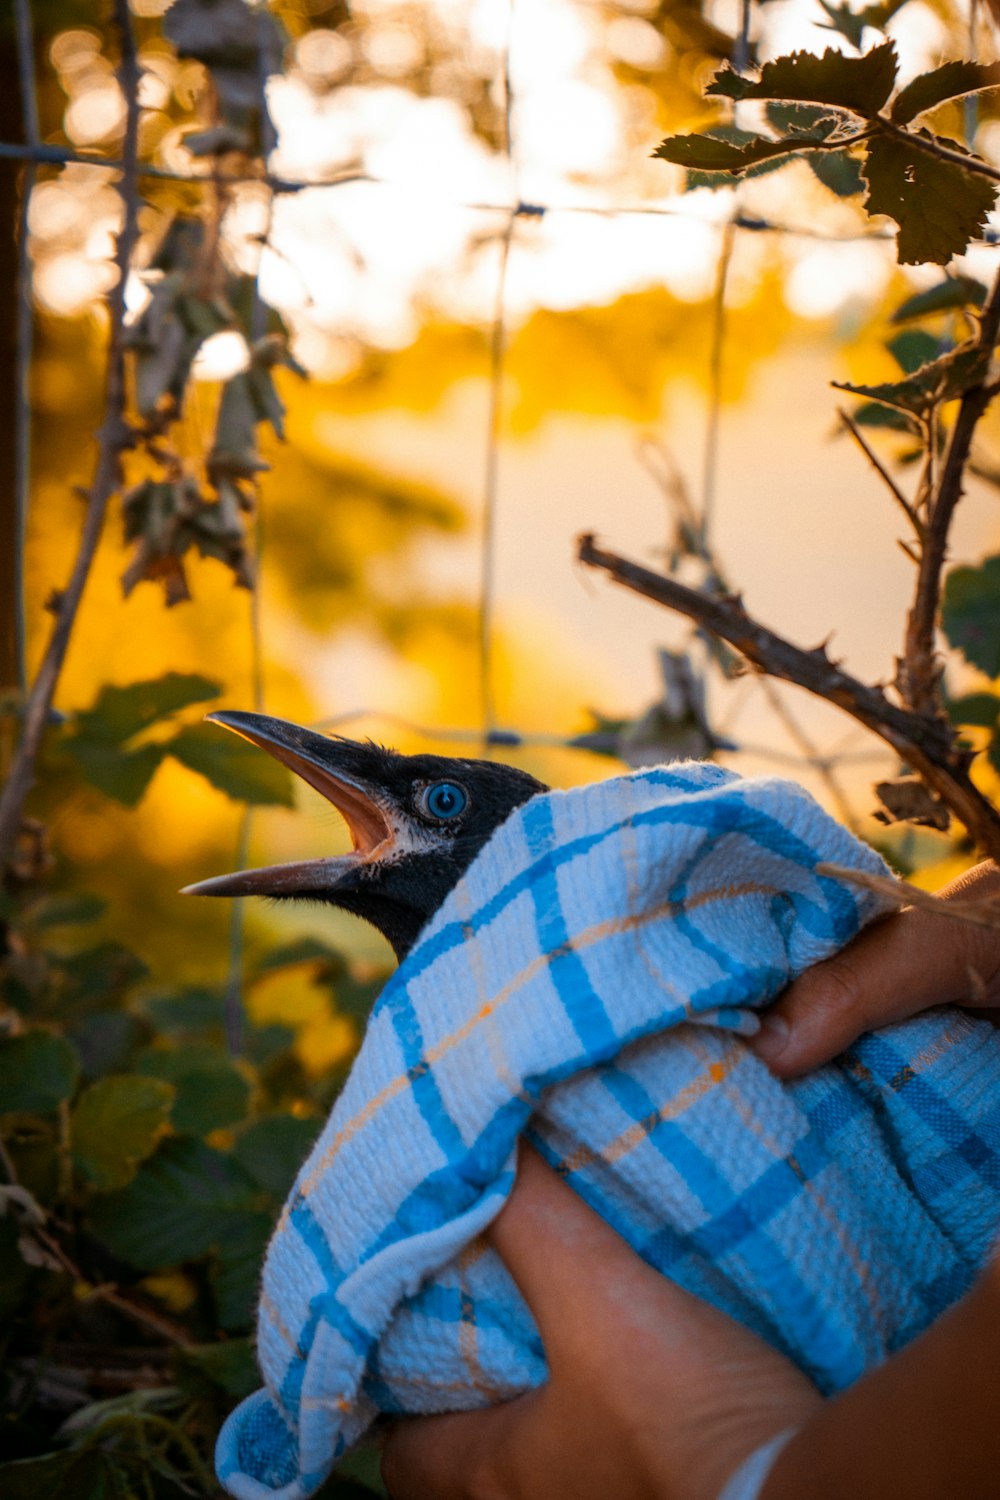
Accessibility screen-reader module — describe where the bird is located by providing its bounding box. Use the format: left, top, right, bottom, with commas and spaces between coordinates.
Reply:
182, 711, 548, 960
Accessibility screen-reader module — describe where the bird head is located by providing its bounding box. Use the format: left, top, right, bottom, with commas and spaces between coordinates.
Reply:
181, 711, 547, 960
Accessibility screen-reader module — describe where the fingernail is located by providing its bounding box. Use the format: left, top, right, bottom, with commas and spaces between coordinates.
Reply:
750, 1012, 789, 1062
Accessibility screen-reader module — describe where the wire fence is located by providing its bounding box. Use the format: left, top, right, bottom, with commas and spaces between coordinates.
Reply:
8, 0, 940, 1031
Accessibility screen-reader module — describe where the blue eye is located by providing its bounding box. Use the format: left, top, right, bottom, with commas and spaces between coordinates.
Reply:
420, 781, 468, 821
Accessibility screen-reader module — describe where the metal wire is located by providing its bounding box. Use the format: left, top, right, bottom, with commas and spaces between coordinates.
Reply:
13, 0, 39, 697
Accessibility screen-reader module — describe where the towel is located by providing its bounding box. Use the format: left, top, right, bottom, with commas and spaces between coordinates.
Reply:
216, 763, 1000, 1500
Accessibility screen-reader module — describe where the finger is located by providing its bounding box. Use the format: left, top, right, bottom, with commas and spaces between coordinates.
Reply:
751, 884, 1000, 1078
380, 1399, 525, 1500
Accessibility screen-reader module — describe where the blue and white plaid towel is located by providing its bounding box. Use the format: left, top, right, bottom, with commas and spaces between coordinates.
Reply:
217, 764, 1000, 1499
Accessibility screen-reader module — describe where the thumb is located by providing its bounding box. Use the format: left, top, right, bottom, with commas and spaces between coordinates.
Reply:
749, 893, 1000, 1078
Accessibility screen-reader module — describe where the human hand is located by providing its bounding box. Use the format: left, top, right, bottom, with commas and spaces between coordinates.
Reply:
381, 1147, 820, 1500
750, 860, 1000, 1078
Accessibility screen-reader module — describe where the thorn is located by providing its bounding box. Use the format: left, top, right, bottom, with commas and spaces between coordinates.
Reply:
897, 538, 919, 563
44, 590, 64, 615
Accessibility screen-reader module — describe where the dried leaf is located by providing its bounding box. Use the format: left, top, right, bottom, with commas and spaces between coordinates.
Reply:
708, 42, 898, 116
890, 60, 1000, 126
862, 132, 997, 264
873, 776, 950, 828
833, 341, 991, 412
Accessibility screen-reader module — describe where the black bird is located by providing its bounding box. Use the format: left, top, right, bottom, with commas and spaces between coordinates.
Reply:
182, 711, 547, 960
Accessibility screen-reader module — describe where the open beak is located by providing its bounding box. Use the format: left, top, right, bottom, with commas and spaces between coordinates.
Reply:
180, 711, 396, 899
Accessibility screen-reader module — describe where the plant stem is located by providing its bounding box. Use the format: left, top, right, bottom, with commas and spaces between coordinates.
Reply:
898, 265, 1000, 717
576, 533, 1000, 857
0, 0, 140, 869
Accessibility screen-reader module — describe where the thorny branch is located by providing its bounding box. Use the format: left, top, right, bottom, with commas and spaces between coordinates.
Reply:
899, 265, 1000, 716
576, 534, 1000, 860
0, 0, 141, 869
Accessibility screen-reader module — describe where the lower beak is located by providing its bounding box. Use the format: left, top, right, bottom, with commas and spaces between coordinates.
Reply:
180, 711, 395, 899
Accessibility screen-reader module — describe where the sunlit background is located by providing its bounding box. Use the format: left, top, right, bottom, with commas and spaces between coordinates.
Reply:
16, 0, 1000, 1066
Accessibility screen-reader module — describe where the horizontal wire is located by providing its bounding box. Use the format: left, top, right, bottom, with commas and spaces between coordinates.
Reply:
0, 137, 917, 242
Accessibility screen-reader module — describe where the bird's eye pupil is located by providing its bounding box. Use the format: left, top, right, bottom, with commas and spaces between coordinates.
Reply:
423, 782, 467, 820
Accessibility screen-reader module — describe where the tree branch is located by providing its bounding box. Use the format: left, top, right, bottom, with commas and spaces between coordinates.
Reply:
0, 0, 140, 868
898, 264, 1000, 717
576, 533, 1000, 858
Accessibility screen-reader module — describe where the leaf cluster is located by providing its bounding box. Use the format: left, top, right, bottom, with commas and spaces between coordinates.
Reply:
0, 891, 388, 1499
654, 43, 1000, 264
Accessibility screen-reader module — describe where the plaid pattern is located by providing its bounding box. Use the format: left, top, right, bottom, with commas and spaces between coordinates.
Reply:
216, 764, 1000, 1500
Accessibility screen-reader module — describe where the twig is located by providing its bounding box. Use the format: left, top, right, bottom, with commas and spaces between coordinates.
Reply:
879, 115, 1000, 184
899, 264, 1000, 717
0, 1, 141, 868
757, 675, 860, 829
13, 0, 39, 698
838, 408, 920, 535
817, 861, 1000, 933
576, 533, 1000, 857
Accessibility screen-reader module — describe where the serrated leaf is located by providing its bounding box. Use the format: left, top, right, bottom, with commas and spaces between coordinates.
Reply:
0, 1031, 79, 1114
892, 275, 988, 323
88, 1137, 257, 1269
683, 125, 798, 188
167, 723, 295, 806
834, 341, 991, 412
862, 133, 997, 265
891, 60, 1000, 126
942, 554, 1000, 674
654, 130, 807, 173
71, 1075, 175, 1190
887, 329, 948, 372
232, 1114, 318, 1199
765, 102, 841, 135
137, 1047, 250, 1135
708, 42, 897, 115
948, 691, 1000, 726
807, 148, 865, 196
816, 0, 904, 49
143, 987, 226, 1034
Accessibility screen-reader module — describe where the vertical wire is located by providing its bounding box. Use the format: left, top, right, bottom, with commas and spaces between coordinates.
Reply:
13, 0, 40, 697
479, 0, 518, 748
965, 0, 980, 145
699, 218, 735, 541
223, 16, 276, 1056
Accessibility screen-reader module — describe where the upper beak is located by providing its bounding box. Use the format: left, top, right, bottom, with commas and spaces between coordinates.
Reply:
180, 711, 395, 899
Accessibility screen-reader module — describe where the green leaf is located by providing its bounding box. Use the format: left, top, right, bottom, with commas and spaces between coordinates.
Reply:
64, 740, 165, 808
886, 329, 948, 372
0, 1031, 79, 1114
256, 937, 348, 975
708, 42, 898, 115
69, 1011, 145, 1080
653, 130, 806, 173
948, 691, 1000, 726
89, 1137, 257, 1269
232, 1114, 318, 1198
56, 944, 148, 1012
136, 1047, 251, 1135
851, 400, 919, 432
30, 893, 107, 928
71, 1075, 175, 1191
64, 674, 222, 806
167, 722, 295, 806
807, 149, 865, 196
942, 555, 1000, 674
73, 674, 221, 745
212, 1210, 273, 1331
143, 987, 226, 1034
0, 1449, 129, 1500
891, 60, 1000, 125
833, 342, 991, 412
891, 275, 987, 322
174, 1338, 259, 1399
862, 133, 997, 264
